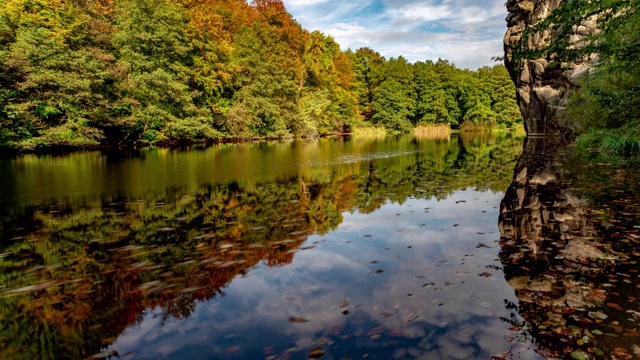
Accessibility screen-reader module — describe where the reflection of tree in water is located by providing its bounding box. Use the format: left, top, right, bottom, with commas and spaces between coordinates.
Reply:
0, 134, 524, 359
499, 138, 640, 359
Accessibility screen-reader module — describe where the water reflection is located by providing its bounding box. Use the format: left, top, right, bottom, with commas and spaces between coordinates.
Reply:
0, 133, 534, 359
499, 138, 640, 359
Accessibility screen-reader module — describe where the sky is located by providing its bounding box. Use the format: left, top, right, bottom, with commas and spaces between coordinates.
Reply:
281, 0, 509, 70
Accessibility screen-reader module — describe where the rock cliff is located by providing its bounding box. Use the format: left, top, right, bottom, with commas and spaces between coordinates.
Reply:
503, 0, 598, 136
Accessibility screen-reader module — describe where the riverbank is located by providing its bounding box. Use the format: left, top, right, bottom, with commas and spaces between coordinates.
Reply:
0, 125, 526, 157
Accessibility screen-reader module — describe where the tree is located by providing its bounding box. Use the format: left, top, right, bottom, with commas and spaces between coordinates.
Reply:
0, 0, 112, 148
414, 61, 451, 125
348, 47, 385, 122
226, 22, 298, 138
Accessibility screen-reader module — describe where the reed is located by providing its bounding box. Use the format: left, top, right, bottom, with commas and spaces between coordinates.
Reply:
351, 126, 387, 138
578, 123, 640, 157
459, 121, 497, 131
413, 124, 451, 140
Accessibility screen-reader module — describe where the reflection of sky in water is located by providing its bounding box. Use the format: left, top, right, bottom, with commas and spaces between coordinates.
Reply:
110, 189, 542, 359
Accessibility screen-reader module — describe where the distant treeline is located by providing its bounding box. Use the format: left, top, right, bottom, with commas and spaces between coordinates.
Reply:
0, 0, 522, 150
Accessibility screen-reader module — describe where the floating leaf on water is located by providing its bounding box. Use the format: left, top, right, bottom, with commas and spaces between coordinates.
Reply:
288, 316, 310, 323
403, 314, 419, 323
308, 348, 325, 358
570, 351, 589, 360
218, 261, 238, 268
607, 302, 625, 311
612, 348, 632, 359
225, 345, 240, 353
588, 311, 608, 320
340, 300, 350, 307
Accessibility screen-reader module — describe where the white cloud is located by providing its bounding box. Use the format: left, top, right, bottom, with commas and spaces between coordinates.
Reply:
388, 4, 453, 22
282, 0, 509, 69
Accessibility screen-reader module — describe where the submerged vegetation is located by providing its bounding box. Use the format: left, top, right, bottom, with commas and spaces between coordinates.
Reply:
0, 0, 522, 151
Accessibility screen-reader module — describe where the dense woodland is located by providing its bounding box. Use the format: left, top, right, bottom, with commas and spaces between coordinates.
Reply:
0, 0, 522, 150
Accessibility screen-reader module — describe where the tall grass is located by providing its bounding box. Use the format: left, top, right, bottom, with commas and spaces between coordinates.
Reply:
578, 122, 640, 157
413, 124, 451, 139
459, 121, 497, 131
351, 126, 387, 138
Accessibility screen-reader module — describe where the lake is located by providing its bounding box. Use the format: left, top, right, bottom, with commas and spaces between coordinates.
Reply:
1, 133, 639, 359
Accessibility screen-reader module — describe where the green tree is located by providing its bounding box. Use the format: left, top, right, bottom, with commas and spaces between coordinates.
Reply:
111, 0, 212, 145
370, 56, 415, 133
226, 22, 298, 138
348, 47, 385, 122
297, 31, 358, 135
0, 0, 112, 148
414, 61, 451, 125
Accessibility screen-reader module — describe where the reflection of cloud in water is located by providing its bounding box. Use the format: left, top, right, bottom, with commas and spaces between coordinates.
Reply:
110, 189, 541, 359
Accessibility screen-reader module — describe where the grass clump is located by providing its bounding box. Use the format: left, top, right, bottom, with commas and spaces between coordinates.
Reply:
578, 122, 640, 157
413, 124, 451, 138
351, 126, 387, 138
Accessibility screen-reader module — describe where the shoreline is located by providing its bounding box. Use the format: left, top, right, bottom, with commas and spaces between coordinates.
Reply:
0, 128, 525, 158
0, 132, 355, 157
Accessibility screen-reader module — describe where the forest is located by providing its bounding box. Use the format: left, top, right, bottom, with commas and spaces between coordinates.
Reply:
0, 0, 522, 151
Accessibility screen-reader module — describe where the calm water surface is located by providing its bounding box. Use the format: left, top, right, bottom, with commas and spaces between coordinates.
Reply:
3, 133, 638, 359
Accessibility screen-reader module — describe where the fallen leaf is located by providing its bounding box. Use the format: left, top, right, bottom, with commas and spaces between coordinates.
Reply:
225, 346, 240, 353
289, 317, 310, 323
309, 348, 325, 359
607, 302, 624, 311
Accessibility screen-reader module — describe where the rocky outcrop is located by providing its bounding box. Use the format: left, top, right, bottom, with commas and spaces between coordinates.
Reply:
503, 0, 599, 136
